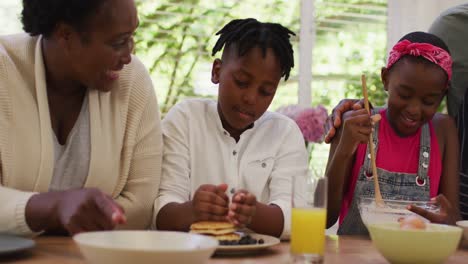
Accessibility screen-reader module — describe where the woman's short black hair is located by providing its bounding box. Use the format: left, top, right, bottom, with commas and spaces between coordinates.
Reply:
21, 0, 107, 37
212, 18, 296, 81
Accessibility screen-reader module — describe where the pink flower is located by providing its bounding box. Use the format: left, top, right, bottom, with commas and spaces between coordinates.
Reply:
295, 105, 328, 143
276, 105, 305, 121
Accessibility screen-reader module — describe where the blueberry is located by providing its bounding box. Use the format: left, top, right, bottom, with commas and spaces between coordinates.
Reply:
258, 238, 264, 244
248, 238, 257, 245
239, 238, 249, 245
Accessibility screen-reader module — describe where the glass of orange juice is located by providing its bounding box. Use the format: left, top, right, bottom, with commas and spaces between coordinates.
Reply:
291, 174, 327, 263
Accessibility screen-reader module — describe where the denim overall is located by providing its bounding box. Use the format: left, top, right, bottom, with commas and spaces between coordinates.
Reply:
337, 111, 431, 236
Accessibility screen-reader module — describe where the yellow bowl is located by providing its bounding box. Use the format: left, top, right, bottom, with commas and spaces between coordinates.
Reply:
368, 223, 461, 264
73, 231, 218, 264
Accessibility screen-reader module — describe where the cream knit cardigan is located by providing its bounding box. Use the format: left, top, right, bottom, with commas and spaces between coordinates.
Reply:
0, 34, 162, 235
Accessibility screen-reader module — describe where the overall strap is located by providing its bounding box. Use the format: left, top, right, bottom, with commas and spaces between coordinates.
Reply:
416, 123, 431, 186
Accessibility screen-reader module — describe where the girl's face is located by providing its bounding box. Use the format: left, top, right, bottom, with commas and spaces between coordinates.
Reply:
382, 58, 448, 136
211, 46, 282, 137
56, 0, 138, 92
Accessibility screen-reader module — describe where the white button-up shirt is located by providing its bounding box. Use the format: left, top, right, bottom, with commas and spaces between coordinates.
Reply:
155, 99, 309, 238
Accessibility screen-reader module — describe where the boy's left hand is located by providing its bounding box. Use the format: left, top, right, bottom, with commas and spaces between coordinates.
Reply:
408, 194, 460, 225
227, 190, 257, 227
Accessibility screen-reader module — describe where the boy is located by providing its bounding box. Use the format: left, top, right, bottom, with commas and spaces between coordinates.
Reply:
154, 18, 308, 238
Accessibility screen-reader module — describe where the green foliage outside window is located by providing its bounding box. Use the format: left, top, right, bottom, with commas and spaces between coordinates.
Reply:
135, 0, 298, 115
135, 0, 389, 114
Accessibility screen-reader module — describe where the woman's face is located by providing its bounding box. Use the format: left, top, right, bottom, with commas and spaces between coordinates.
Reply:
61, 0, 138, 92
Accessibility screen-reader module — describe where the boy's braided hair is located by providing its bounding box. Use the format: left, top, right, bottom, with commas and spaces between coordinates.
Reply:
212, 18, 295, 81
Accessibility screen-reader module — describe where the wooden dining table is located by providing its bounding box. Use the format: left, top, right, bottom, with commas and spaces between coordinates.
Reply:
1, 235, 468, 264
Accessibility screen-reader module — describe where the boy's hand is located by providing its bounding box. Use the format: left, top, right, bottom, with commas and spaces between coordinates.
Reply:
192, 184, 229, 222
408, 194, 460, 225
227, 190, 257, 227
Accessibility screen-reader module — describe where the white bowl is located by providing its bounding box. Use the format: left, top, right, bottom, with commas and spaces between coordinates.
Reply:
73, 231, 218, 264
456, 220, 468, 248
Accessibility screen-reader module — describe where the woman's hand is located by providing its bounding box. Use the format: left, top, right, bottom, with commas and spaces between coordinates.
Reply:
227, 190, 257, 227
191, 184, 229, 222
55, 188, 126, 234
336, 109, 380, 155
325, 99, 366, 143
26, 188, 126, 235
408, 194, 461, 225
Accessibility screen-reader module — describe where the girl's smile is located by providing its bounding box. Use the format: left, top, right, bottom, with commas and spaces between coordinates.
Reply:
399, 112, 420, 131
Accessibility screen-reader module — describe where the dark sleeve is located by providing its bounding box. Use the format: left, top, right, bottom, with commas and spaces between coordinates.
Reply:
457, 87, 468, 220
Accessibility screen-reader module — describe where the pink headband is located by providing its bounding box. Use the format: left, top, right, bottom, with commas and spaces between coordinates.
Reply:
387, 39, 452, 81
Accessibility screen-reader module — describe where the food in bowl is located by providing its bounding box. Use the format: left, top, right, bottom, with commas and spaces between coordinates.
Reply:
358, 197, 439, 226
399, 215, 427, 230
368, 223, 462, 264
73, 230, 218, 264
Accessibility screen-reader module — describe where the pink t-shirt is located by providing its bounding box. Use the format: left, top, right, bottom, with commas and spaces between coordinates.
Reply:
339, 109, 442, 224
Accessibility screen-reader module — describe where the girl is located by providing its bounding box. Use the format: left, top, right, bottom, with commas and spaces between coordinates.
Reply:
154, 18, 309, 239
326, 31, 460, 235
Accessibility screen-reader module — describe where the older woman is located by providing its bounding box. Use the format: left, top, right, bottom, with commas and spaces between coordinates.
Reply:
0, 0, 162, 235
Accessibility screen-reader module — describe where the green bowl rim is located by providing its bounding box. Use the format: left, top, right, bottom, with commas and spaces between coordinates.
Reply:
368, 223, 463, 233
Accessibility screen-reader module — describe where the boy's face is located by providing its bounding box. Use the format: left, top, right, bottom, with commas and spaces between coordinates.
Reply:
382, 58, 447, 136
211, 46, 282, 136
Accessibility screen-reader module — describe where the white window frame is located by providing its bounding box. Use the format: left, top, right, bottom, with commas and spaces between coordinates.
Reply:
298, 0, 315, 107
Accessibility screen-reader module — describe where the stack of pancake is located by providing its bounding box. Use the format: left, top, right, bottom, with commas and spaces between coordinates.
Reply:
189, 221, 240, 241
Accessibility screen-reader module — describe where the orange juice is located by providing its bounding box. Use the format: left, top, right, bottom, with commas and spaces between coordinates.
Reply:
291, 207, 327, 255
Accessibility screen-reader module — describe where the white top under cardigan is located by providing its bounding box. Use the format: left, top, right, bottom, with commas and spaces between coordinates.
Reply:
50, 94, 90, 192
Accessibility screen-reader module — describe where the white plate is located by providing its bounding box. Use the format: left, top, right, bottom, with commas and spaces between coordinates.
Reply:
215, 233, 280, 255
